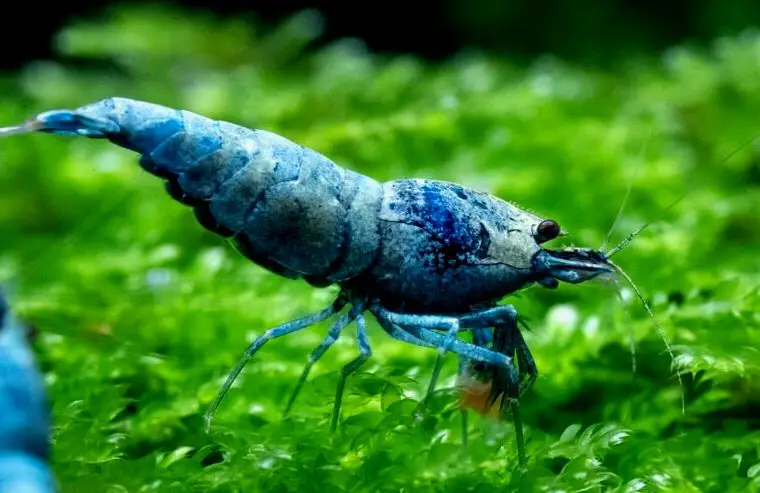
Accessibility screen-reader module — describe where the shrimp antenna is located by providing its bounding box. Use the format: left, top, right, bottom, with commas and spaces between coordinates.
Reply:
600, 131, 760, 415
600, 126, 650, 252
614, 288, 637, 374
601, 128, 648, 373
607, 259, 685, 414
604, 191, 686, 258
605, 129, 760, 259
600, 171, 635, 252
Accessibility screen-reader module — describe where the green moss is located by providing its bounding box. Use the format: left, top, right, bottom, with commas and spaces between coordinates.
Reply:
1, 5, 759, 492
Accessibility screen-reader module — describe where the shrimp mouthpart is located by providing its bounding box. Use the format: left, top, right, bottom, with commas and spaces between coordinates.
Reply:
533, 247, 616, 284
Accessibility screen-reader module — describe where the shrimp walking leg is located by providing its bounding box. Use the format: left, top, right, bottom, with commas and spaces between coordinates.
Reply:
488, 318, 534, 471
513, 324, 538, 397
330, 314, 372, 432
378, 319, 515, 369
404, 326, 516, 371
380, 308, 529, 407
283, 307, 361, 418
386, 306, 530, 461
460, 306, 538, 397
204, 296, 348, 430
383, 313, 461, 409
375, 316, 437, 349
377, 319, 517, 390
372, 307, 519, 400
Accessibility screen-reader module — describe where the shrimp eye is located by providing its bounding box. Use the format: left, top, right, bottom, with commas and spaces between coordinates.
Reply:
536, 219, 561, 242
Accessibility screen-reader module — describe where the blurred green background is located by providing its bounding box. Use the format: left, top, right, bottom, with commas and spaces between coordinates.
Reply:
1, 3, 759, 492
5, 0, 760, 69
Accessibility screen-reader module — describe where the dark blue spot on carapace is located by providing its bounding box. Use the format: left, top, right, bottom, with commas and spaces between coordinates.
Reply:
421, 184, 460, 242
416, 182, 490, 271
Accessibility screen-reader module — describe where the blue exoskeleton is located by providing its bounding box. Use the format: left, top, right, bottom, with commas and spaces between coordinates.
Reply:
1, 98, 671, 467
0, 292, 55, 493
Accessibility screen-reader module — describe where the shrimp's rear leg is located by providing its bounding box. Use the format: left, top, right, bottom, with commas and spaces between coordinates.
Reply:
204, 295, 348, 431
282, 306, 361, 419
330, 313, 372, 432
373, 311, 461, 412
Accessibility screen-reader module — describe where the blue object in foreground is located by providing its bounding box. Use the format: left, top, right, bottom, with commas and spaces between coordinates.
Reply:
0, 293, 55, 492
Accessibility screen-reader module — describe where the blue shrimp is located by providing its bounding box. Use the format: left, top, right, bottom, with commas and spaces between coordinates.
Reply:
1, 98, 668, 468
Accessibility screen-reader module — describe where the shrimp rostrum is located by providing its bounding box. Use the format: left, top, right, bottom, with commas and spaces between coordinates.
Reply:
1, 98, 669, 466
